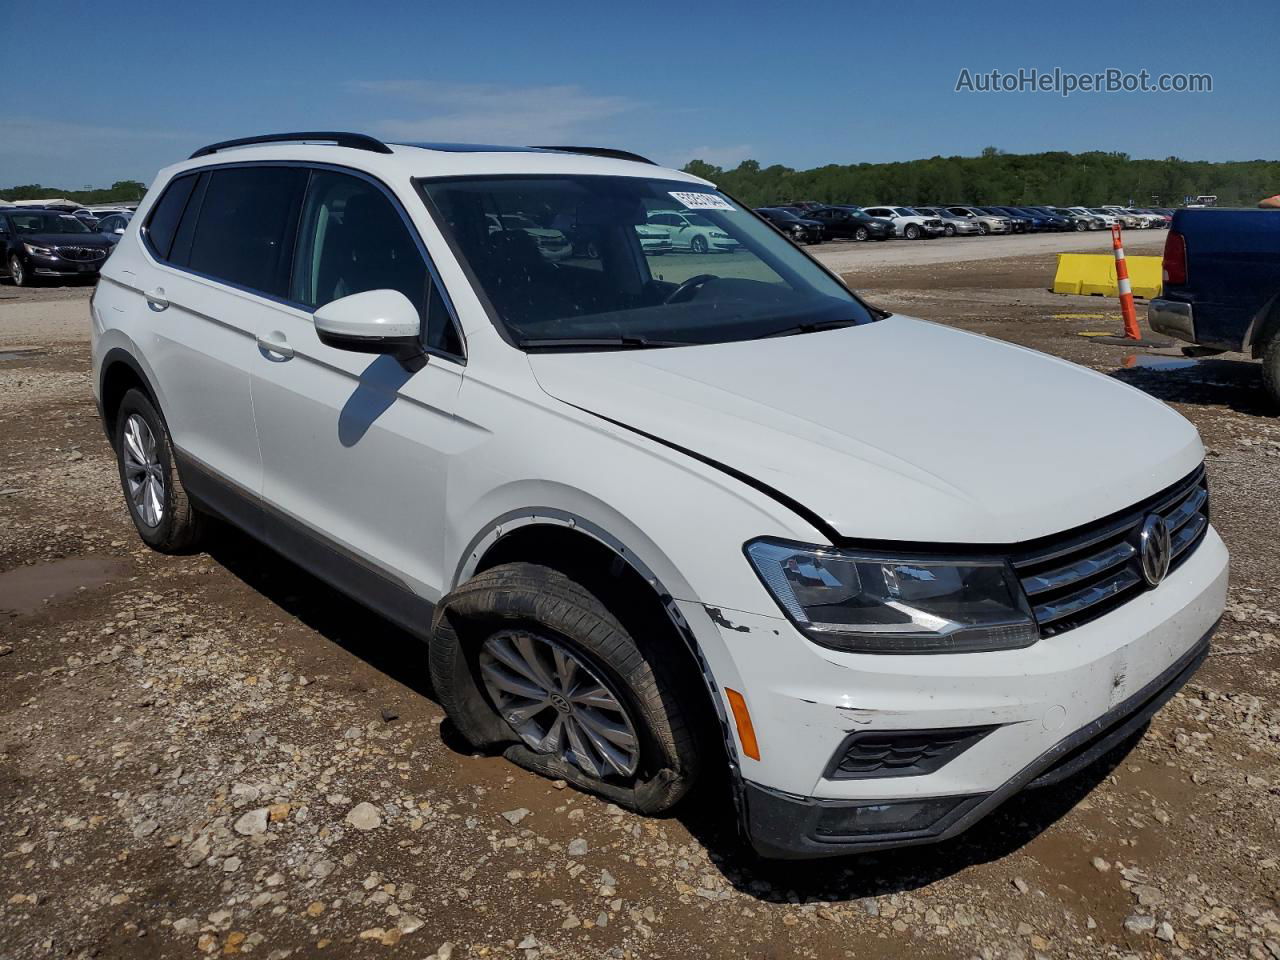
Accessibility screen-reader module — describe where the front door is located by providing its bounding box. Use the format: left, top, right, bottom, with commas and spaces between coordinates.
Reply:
249, 168, 468, 628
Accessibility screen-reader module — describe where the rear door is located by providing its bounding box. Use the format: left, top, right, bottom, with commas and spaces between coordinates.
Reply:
136, 165, 308, 530
249, 167, 467, 620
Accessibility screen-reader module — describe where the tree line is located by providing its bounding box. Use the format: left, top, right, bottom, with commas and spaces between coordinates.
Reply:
0, 181, 148, 205
683, 148, 1280, 209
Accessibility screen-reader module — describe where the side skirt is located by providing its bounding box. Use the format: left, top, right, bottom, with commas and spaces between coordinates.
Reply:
175, 451, 435, 639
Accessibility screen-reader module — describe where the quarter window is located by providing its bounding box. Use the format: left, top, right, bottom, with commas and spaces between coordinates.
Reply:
186, 166, 308, 297
144, 173, 198, 260
290, 170, 461, 357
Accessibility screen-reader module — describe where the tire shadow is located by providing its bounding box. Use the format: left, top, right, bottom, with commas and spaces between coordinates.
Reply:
1110, 355, 1277, 417
200, 518, 437, 701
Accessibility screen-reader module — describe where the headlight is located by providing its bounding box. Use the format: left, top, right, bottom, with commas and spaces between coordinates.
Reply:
23, 242, 56, 258
711, 231, 729, 239
745, 539, 1038, 654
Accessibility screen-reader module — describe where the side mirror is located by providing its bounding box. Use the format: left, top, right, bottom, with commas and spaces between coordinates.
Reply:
314, 289, 426, 372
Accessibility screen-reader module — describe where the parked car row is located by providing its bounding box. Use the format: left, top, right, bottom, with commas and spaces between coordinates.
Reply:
0, 191, 1176, 287
749, 200, 1175, 245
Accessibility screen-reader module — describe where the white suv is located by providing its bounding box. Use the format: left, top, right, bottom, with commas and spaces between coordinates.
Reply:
92, 133, 1227, 859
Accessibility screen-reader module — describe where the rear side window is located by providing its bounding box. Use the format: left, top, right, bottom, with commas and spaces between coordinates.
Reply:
187, 166, 308, 297
291, 169, 462, 357
144, 173, 198, 260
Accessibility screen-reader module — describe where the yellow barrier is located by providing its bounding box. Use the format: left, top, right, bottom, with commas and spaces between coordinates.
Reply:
1052, 254, 1161, 299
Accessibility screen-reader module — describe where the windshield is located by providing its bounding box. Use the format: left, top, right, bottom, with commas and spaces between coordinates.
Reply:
762, 208, 800, 221
9, 212, 92, 235
418, 175, 873, 348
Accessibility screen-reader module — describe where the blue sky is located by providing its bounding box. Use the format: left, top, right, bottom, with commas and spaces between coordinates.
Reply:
3, 0, 1277, 188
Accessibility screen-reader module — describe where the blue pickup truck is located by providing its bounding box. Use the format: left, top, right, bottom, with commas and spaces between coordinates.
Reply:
1149, 208, 1280, 401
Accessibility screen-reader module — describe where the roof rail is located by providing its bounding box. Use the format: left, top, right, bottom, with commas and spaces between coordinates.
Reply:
530, 145, 656, 165
189, 132, 392, 160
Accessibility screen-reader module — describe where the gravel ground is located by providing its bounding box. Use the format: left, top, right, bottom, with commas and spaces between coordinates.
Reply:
1, 244, 1278, 960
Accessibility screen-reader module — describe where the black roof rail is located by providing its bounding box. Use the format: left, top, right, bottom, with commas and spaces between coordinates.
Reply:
530, 145, 656, 165
189, 131, 392, 160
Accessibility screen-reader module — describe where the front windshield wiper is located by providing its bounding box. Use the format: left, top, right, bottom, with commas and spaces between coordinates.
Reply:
758, 318, 864, 339
517, 335, 697, 351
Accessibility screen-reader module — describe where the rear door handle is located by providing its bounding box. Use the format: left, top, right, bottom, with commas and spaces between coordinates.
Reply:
144, 287, 168, 311
256, 332, 294, 360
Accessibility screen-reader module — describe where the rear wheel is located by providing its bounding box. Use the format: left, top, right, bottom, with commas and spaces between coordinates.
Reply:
430, 562, 702, 814
1262, 332, 1280, 408
113, 389, 204, 553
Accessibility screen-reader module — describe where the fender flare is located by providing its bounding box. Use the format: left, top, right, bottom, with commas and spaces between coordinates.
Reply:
1241, 292, 1280, 357
98, 346, 161, 437
449, 507, 743, 779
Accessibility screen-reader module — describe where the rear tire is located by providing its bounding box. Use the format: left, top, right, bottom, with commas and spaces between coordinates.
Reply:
113, 389, 205, 553
430, 562, 702, 814
1262, 332, 1280, 408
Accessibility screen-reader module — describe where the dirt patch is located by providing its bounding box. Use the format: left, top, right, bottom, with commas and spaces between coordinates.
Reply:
0, 555, 129, 617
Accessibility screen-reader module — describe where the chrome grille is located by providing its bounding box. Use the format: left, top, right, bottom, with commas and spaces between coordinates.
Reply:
57, 246, 107, 262
1013, 468, 1209, 637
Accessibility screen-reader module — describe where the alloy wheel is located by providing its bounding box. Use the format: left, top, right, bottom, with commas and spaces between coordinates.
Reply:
9, 255, 24, 286
479, 629, 640, 779
121, 413, 166, 527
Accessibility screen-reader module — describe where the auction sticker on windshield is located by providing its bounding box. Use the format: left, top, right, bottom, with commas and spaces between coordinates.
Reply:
669, 191, 735, 211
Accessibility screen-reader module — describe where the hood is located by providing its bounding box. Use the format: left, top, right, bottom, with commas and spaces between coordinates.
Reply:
528, 316, 1203, 545
21, 232, 113, 248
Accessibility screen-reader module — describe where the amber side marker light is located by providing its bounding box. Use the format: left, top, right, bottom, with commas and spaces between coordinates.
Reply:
725, 688, 761, 761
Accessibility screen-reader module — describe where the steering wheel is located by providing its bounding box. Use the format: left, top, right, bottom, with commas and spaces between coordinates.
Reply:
663, 273, 717, 305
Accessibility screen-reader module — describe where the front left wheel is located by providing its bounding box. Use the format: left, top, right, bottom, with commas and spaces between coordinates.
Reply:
113, 389, 205, 552
8, 254, 29, 287
430, 562, 702, 814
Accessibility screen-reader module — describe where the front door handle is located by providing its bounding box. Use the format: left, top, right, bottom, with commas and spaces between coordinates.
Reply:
256, 332, 294, 359
144, 287, 168, 311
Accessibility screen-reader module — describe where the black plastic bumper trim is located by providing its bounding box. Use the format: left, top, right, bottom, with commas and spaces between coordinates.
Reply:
743, 624, 1214, 859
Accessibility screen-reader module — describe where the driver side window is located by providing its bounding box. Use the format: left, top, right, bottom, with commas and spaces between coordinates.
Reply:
291, 170, 463, 357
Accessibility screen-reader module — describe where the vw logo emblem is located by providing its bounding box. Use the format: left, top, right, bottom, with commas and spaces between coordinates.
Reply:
1139, 514, 1172, 586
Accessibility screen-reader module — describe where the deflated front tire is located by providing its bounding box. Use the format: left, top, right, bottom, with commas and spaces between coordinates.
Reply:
429, 562, 702, 814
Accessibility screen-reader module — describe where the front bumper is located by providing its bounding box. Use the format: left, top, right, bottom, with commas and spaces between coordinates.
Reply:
1149, 299, 1196, 343
28, 252, 104, 276
742, 628, 1212, 858
681, 524, 1227, 858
